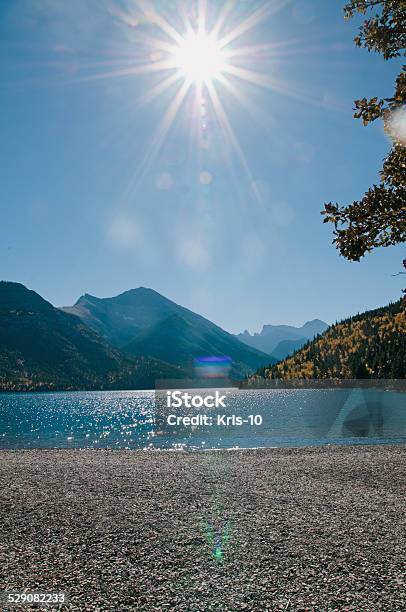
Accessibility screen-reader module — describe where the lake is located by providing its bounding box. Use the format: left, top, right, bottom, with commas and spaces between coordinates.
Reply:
0, 388, 405, 450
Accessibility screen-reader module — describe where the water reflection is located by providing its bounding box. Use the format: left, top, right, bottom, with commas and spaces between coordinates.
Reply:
0, 388, 404, 449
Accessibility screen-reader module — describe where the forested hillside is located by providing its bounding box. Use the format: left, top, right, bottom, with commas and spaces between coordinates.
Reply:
250, 300, 405, 380
0, 282, 185, 391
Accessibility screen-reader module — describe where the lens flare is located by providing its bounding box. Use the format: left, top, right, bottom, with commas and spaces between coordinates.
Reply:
194, 356, 232, 379
386, 107, 406, 146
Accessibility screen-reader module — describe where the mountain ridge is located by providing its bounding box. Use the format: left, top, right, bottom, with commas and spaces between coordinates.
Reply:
237, 318, 328, 358
63, 286, 273, 379
247, 300, 405, 381
0, 282, 186, 391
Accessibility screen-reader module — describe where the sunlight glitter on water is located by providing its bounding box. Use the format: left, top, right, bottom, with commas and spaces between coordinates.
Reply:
0, 389, 405, 450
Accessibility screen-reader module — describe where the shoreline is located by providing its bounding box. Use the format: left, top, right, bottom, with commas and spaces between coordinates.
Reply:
1, 379, 405, 394
1, 438, 405, 453
1, 445, 405, 610
1, 439, 406, 453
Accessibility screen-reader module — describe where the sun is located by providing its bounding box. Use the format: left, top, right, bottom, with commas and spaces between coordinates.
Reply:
172, 31, 228, 85
93, 1, 295, 190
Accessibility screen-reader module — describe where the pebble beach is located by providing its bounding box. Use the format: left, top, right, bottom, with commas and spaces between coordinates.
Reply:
0, 445, 405, 611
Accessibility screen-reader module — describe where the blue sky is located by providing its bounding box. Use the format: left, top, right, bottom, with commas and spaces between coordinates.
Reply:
0, 0, 404, 333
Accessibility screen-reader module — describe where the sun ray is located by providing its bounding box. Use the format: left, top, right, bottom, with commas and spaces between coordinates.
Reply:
134, 70, 184, 109
178, 2, 195, 37
205, 80, 255, 192
210, 0, 235, 39
223, 63, 281, 87
136, 1, 184, 46
216, 73, 273, 131
206, 79, 267, 209
188, 81, 205, 165
225, 42, 287, 60
123, 78, 191, 201
72, 59, 178, 85
223, 63, 339, 111
218, 1, 288, 49
129, 29, 181, 57
198, 0, 207, 35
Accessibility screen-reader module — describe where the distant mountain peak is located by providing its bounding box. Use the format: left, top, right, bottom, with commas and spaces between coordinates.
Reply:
248, 300, 405, 380
302, 318, 327, 326
237, 317, 329, 359
75, 287, 161, 305
74, 293, 99, 306
119, 286, 154, 295
300, 319, 329, 335
108, 286, 174, 306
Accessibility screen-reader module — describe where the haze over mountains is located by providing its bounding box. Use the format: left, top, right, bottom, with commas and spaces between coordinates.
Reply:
0, 282, 274, 390
237, 319, 329, 359
63, 287, 272, 379
0, 282, 184, 391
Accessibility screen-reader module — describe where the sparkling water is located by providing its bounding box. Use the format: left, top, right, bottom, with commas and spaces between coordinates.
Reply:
0, 388, 404, 450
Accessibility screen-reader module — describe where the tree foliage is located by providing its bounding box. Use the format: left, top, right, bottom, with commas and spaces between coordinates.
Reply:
251, 300, 406, 380
322, 1, 406, 264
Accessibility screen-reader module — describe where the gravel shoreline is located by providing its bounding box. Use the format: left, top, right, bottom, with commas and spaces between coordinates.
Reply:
0, 445, 405, 611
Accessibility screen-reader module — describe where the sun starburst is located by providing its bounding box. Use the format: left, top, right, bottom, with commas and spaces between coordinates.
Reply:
84, 0, 303, 192
171, 31, 228, 85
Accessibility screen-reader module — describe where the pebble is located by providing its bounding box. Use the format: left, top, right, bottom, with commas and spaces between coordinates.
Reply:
0, 445, 404, 611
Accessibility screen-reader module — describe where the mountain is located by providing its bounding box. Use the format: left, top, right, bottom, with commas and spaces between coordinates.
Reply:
63, 287, 273, 378
61, 288, 172, 347
0, 282, 185, 391
271, 338, 307, 362
248, 300, 405, 381
237, 319, 328, 357
123, 312, 272, 377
